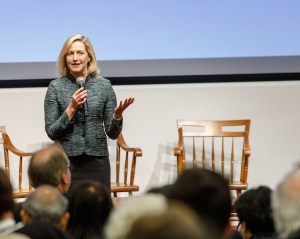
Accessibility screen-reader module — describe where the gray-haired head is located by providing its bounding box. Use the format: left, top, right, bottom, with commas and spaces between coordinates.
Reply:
272, 168, 300, 238
105, 194, 168, 239
22, 185, 68, 224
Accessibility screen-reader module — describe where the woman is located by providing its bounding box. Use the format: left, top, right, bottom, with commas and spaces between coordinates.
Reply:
44, 34, 134, 190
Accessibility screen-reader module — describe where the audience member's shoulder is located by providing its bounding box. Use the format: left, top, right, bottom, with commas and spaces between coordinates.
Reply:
12, 202, 23, 223
0, 233, 30, 239
14, 221, 73, 239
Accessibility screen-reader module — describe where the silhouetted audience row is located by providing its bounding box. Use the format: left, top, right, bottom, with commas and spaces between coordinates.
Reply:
2, 142, 300, 239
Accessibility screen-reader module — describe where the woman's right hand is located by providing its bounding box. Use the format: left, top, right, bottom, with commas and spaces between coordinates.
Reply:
66, 87, 87, 120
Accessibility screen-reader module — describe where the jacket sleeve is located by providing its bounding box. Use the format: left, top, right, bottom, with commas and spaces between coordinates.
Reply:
103, 80, 122, 140
44, 81, 73, 140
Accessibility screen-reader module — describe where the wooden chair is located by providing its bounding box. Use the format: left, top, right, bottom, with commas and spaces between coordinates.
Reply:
174, 120, 251, 222
0, 125, 33, 199
111, 132, 142, 197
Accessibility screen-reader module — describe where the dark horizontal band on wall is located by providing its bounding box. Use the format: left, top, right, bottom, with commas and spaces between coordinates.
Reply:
0, 73, 300, 88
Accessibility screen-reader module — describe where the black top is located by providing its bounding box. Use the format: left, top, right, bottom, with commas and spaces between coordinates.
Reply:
15, 221, 73, 239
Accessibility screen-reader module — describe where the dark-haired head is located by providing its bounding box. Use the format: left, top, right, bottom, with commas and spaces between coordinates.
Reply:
67, 180, 113, 239
0, 168, 15, 216
235, 186, 275, 237
167, 168, 231, 237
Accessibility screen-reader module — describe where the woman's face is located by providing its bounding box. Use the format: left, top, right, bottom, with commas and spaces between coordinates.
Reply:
66, 41, 90, 78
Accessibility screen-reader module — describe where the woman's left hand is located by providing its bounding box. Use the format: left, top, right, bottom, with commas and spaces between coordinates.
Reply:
114, 97, 135, 119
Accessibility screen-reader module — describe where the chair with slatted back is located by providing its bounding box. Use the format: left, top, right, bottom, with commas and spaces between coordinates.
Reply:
0, 125, 33, 199
174, 120, 251, 222
111, 132, 142, 197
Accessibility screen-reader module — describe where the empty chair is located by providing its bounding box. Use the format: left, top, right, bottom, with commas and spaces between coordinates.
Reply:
174, 119, 251, 197
0, 125, 33, 199
174, 119, 251, 222
110, 132, 142, 197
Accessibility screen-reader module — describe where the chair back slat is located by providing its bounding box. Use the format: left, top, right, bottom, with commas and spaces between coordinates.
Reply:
221, 137, 225, 176
202, 137, 206, 169
116, 144, 120, 183
18, 156, 22, 190
230, 138, 234, 183
4, 148, 10, 176
211, 138, 215, 171
193, 137, 197, 169
124, 152, 129, 184
130, 155, 137, 185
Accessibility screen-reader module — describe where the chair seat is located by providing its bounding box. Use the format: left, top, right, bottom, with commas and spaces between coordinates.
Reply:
13, 188, 33, 199
229, 182, 248, 190
229, 212, 239, 222
111, 183, 139, 193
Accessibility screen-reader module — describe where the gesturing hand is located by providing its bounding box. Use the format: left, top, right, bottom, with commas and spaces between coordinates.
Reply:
114, 98, 135, 119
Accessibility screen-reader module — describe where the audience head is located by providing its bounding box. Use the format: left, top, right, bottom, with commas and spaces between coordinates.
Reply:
272, 167, 300, 238
234, 186, 275, 238
28, 142, 71, 193
124, 202, 211, 239
105, 193, 168, 239
21, 185, 69, 230
166, 168, 231, 238
0, 167, 15, 217
67, 180, 113, 239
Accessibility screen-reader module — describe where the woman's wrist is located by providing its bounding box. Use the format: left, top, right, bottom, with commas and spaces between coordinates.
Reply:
113, 114, 123, 121
66, 106, 76, 121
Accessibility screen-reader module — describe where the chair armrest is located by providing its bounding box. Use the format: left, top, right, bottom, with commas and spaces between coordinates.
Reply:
3, 133, 33, 156
174, 146, 183, 156
244, 138, 251, 156
174, 127, 184, 156
117, 133, 142, 157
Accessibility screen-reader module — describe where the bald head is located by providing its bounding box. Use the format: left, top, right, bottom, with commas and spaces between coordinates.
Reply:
285, 170, 300, 198
28, 143, 71, 192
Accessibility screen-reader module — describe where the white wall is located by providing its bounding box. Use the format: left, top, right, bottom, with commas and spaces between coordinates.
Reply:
1, 80, 300, 193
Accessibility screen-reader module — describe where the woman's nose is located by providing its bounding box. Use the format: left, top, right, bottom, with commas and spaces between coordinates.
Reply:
73, 53, 78, 60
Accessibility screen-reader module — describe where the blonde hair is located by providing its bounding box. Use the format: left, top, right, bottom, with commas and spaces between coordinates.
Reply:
57, 34, 100, 77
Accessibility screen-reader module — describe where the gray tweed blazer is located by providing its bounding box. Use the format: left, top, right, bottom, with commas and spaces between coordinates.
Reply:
44, 74, 122, 157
